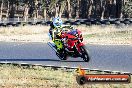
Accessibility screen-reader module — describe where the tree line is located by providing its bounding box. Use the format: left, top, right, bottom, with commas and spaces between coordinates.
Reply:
0, 0, 132, 21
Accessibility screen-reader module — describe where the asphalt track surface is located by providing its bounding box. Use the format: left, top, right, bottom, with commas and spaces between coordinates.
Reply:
0, 42, 132, 73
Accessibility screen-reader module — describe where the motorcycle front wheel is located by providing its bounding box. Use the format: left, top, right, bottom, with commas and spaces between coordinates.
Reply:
80, 46, 90, 62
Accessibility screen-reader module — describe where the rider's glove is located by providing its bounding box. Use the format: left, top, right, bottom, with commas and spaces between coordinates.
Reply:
57, 32, 62, 36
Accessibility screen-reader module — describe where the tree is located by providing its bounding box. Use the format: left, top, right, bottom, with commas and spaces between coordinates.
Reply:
100, 0, 106, 19
76, 0, 80, 18
122, 0, 132, 18
87, 0, 93, 19
0, 0, 9, 20
8, 0, 17, 19
0, 0, 3, 20
0, 0, 131, 20
24, 4, 29, 21
66, 0, 71, 19
80, 0, 87, 18
34, 0, 39, 19
58, 0, 66, 18
42, 0, 47, 20
116, 0, 122, 18
48, 0, 59, 18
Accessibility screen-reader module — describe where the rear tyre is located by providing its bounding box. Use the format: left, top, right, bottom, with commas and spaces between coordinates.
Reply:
80, 46, 90, 62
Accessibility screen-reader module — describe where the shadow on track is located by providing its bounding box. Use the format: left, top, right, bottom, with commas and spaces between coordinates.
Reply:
0, 59, 85, 62
0, 59, 60, 62
60, 60, 84, 62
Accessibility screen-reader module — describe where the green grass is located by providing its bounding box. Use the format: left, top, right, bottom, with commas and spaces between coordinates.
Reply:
0, 64, 131, 88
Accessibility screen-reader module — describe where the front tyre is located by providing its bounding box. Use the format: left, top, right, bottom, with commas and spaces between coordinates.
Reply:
80, 46, 90, 62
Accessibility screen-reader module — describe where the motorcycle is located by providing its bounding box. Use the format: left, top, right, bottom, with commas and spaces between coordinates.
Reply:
48, 28, 90, 62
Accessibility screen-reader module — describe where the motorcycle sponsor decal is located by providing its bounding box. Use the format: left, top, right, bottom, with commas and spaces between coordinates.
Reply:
76, 66, 131, 85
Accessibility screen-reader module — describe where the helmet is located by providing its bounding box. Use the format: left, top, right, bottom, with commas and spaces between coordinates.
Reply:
52, 17, 63, 28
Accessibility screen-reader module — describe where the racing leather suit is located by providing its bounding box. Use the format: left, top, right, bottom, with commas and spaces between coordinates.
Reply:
49, 22, 73, 51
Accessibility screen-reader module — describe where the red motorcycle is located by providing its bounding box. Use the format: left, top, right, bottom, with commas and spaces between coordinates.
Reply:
48, 28, 90, 62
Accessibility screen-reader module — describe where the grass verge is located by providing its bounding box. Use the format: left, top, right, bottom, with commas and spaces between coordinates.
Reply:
0, 64, 131, 88
0, 25, 131, 45
84, 30, 132, 45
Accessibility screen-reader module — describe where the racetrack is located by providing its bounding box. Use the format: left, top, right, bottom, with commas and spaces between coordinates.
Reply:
0, 42, 132, 73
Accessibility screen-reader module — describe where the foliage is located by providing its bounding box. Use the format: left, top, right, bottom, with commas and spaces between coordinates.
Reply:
0, 0, 132, 19
122, 1, 132, 18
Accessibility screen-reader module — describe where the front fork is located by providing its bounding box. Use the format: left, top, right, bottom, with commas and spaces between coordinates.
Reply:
75, 42, 84, 55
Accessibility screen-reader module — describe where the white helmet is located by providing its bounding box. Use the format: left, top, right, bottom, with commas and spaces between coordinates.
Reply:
52, 17, 63, 28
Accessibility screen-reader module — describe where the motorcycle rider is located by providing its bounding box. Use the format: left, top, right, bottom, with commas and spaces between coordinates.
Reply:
49, 17, 73, 52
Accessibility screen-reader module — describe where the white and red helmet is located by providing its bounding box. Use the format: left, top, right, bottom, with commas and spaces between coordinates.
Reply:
52, 17, 63, 28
